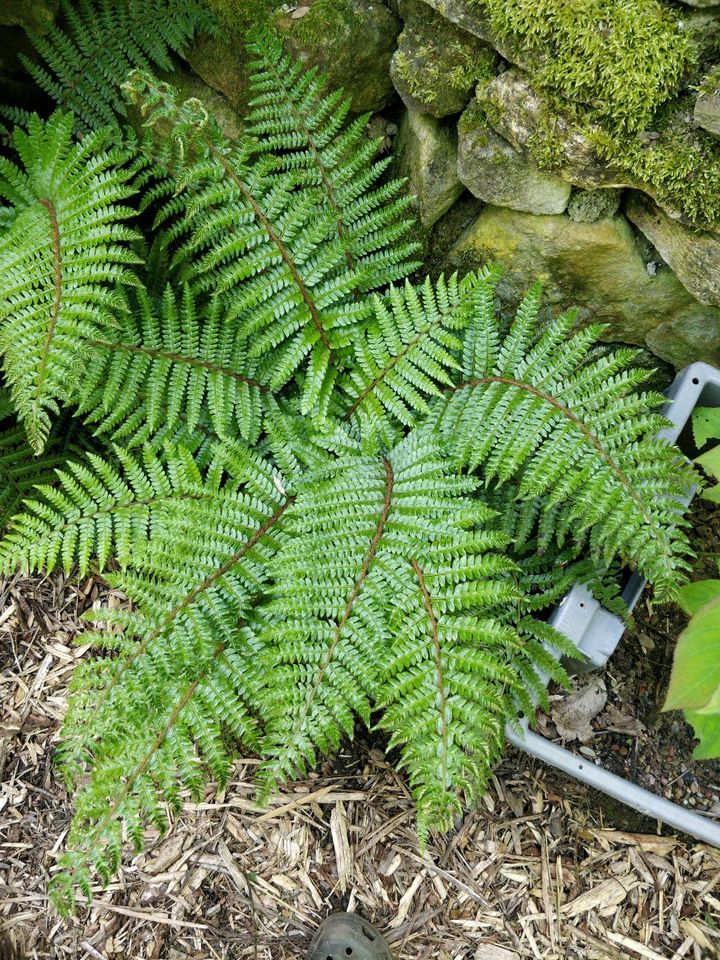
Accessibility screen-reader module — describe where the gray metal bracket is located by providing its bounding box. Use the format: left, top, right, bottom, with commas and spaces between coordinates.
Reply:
507, 362, 720, 847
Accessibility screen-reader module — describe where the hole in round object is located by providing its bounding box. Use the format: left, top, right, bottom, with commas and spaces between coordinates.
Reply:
363, 927, 376, 942
346, 949, 353, 956
326, 955, 333, 960
578, 764, 584, 770
693, 377, 700, 385
579, 602, 585, 608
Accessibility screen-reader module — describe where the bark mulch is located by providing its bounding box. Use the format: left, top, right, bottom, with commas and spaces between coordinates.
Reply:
2, 571, 720, 960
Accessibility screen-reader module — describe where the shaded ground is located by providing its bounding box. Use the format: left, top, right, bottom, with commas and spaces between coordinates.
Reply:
541, 499, 720, 819
2, 571, 720, 960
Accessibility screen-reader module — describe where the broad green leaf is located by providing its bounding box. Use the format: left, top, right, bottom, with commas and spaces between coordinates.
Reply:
686, 710, 720, 760
692, 406, 720, 449
664, 597, 720, 711
677, 579, 720, 617
696, 443, 720, 483
702, 483, 720, 504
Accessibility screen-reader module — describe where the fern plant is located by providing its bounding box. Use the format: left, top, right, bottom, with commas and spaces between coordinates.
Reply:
0, 18, 698, 911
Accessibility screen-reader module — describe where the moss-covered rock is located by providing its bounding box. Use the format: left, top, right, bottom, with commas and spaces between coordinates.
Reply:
188, 0, 399, 114
625, 190, 720, 307
280, 0, 401, 112
393, 109, 463, 228
457, 99, 570, 214
0, 0, 57, 33
391, 0, 497, 117
445, 204, 720, 367
479, 69, 638, 188
695, 68, 720, 138
567, 188, 622, 223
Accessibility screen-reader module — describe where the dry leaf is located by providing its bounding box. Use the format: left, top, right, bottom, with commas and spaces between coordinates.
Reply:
551, 678, 607, 742
562, 876, 636, 917
600, 703, 645, 736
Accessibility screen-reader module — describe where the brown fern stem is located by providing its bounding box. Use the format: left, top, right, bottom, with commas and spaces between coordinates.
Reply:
37, 198, 62, 407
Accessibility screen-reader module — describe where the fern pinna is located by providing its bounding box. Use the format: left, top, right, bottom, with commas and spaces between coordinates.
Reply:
0, 21, 697, 909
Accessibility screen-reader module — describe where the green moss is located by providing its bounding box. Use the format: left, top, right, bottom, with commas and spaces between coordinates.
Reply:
476, 0, 695, 133
393, 0, 496, 107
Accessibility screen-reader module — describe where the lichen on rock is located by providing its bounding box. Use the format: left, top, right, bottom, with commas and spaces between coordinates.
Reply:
567, 188, 622, 223
457, 99, 570, 214
391, 0, 497, 117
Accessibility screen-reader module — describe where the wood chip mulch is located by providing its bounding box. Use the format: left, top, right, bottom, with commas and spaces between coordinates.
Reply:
2, 572, 720, 960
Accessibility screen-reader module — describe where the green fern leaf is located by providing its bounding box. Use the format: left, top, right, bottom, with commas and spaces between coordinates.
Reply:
0, 113, 140, 453
432, 284, 697, 600
245, 28, 420, 292
51, 444, 292, 906
76, 284, 267, 445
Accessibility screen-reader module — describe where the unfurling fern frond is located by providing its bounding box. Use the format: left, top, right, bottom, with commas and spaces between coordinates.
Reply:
431, 284, 697, 600
21, 0, 216, 132
51, 444, 292, 907
0, 444, 221, 575
0, 113, 140, 453
245, 29, 420, 292
339, 269, 500, 442
77, 285, 267, 446
122, 61, 417, 415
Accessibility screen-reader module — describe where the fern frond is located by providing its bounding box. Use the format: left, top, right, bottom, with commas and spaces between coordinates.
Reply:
22, 0, 216, 132
0, 444, 221, 575
76, 284, 267, 445
51, 444, 292, 906
340, 269, 501, 442
432, 285, 697, 600
245, 28, 420, 291
122, 62, 417, 414
256, 431, 485, 796
0, 113, 140, 453
376, 543, 573, 841
0, 416, 76, 532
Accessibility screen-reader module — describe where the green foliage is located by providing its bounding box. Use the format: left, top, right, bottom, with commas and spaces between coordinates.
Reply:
665, 404, 720, 759
77, 285, 267, 446
21, 0, 216, 132
0, 34, 698, 908
0, 112, 140, 453
480, 0, 694, 134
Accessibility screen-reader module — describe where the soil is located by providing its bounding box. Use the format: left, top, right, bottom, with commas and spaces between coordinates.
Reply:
540, 498, 720, 822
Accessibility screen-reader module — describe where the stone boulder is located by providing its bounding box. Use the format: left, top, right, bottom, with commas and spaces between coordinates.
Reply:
393, 109, 463, 229
479, 68, 636, 190
567, 188, 622, 223
411, 0, 530, 67
625, 191, 720, 308
445, 204, 720, 368
695, 71, 720, 138
280, 0, 401, 112
457, 100, 570, 214
0, 0, 57, 32
391, 0, 497, 118
188, 0, 400, 114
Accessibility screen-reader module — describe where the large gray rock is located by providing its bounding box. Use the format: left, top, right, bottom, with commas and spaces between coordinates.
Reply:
457, 101, 570, 214
394, 109, 463, 229
567, 188, 622, 223
410, 0, 524, 63
625, 191, 720, 307
391, 0, 497, 118
188, 0, 400, 114
479, 69, 636, 190
695, 71, 720, 138
445, 204, 720, 367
